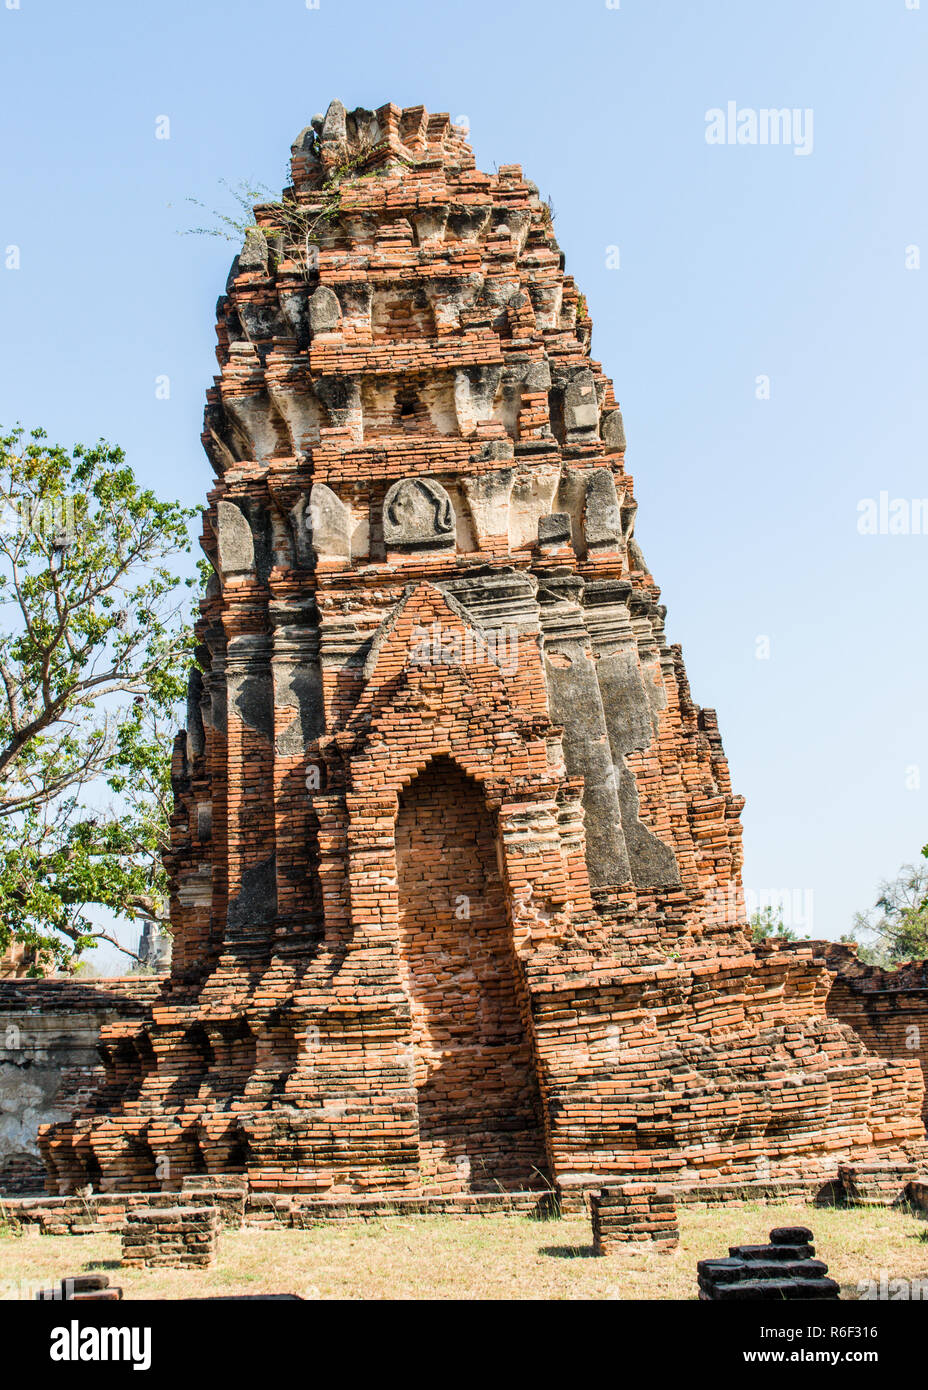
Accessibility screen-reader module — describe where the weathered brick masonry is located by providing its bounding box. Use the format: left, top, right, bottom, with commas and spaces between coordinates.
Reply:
121, 1205, 219, 1269
806, 942, 928, 1126
591, 1183, 679, 1253
0, 978, 160, 1193
40, 102, 927, 1198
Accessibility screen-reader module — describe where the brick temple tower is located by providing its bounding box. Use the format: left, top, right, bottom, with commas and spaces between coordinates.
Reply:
42, 102, 926, 1199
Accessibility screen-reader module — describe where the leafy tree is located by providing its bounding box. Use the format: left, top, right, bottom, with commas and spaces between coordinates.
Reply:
749, 904, 800, 943
847, 857, 928, 965
0, 426, 197, 969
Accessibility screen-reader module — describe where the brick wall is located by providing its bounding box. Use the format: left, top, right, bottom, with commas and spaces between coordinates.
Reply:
809, 942, 928, 1125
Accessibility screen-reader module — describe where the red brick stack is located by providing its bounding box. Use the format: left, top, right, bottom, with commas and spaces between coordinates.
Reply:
121, 1206, 218, 1269
591, 1184, 679, 1253
39, 102, 927, 1202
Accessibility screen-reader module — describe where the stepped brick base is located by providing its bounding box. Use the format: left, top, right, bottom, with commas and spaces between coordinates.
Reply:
698, 1225, 840, 1301
0, 978, 160, 1194
591, 1184, 679, 1253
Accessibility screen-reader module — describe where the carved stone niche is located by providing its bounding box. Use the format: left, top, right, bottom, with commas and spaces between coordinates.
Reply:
537, 512, 572, 554
383, 477, 456, 551
601, 408, 626, 454
216, 501, 255, 579
290, 483, 352, 565
563, 368, 600, 438
584, 470, 622, 552
461, 467, 514, 547
308, 285, 342, 336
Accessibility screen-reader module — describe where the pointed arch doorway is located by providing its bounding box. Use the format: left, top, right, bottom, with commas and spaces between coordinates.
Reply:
395, 756, 549, 1191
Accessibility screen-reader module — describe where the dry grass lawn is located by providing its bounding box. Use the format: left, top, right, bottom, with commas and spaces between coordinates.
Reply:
2, 1201, 927, 1300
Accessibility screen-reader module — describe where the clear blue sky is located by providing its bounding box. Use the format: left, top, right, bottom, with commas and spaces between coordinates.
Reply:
2, 0, 926, 967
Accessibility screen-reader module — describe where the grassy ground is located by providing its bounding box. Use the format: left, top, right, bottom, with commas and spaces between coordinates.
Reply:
1, 1202, 927, 1300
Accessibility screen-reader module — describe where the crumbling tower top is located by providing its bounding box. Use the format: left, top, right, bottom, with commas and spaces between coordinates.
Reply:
289, 100, 478, 189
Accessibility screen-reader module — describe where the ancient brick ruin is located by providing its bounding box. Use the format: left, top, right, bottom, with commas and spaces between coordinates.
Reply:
39, 101, 927, 1201
0, 977, 160, 1193
1, 944, 30, 978
591, 1184, 679, 1253
121, 1205, 219, 1269
809, 942, 928, 1126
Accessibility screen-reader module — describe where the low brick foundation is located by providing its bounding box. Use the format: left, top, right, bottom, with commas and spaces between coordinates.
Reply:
559, 1174, 846, 1215
121, 1206, 218, 1268
5, 1167, 927, 1242
698, 1225, 840, 1301
178, 1176, 247, 1227
591, 1184, 679, 1253
837, 1161, 916, 1207
1, 1185, 551, 1234
244, 1189, 556, 1227
1, 1180, 245, 1236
